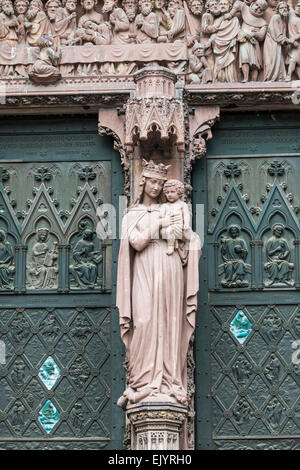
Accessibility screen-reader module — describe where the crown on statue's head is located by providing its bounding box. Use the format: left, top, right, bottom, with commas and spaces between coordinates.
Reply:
141, 159, 170, 181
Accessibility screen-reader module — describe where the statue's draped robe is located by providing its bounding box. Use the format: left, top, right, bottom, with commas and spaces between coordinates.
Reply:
212, 16, 240, 82
263, 13, 287, 81
116, 204, 200, 403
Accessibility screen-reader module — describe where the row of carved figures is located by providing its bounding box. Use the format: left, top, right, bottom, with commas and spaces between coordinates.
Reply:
1, 0, 300, 82
0, 226, 103, 290
219, 223, 294, 288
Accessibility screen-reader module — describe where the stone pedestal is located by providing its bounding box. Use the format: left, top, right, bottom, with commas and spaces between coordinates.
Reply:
126, 402, 187, 450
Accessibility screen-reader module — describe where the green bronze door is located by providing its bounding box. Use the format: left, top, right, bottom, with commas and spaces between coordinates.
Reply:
0, 116, 125, 450
194, 111, 300, 450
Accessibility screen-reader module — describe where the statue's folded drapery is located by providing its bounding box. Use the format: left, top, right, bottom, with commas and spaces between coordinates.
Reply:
117, 204, 200, 404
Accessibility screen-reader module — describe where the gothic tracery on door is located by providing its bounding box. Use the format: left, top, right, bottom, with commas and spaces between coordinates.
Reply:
0, 117, 124, 450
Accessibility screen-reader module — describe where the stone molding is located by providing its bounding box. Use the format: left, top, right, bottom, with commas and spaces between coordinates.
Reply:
127, 403, 187, 451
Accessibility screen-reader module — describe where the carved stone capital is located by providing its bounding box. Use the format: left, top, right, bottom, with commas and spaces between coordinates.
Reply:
127, 403, 187, 450
189, 106, 220, 162
125, 67, 185, 153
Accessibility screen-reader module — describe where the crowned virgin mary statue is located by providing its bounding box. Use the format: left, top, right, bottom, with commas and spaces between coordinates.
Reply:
116, 160, 201, 408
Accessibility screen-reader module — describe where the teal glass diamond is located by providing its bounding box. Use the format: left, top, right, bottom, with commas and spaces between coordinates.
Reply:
230, 310, 252, 344
38, 400, 60, 433
38, 356, 60, 390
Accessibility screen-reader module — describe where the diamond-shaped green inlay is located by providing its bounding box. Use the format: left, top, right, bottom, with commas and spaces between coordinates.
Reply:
230, 310, 252, 344
38, 356, 60, 390
38, 400, 60, 433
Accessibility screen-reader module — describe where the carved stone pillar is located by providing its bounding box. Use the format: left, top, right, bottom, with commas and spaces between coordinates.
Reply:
127, 403, 187, 451
125, 67, 185, 153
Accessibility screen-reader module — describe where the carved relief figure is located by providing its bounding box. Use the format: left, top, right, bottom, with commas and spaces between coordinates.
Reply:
187, 40, 213, 83
116, 160, 201, 408
0, 0, 19, 46
78, 0, 103, 27
263, 1, 290, 81
134, 0, 159, 43
225, 0, 268, 82
29, 34, 61, 83
185, 0, 203, 46
55, 0, 77, 45
160, 179, 191, 256
162, 0, 186, 43
209, 0, 240, 82
0, 229, 15, 289
27, 228, 58, 290
154, 0, 169, 40
264, 223, 294, 286
286, 0, 300, 80
45, 0, 62, 46
102, 0, 130, 43
78, 18, 111, 44
69, 228, 102, 289
14, 0, 30, 44
26, 0, 50, 46
122, 0, 138, 42
219, 224, 251, 287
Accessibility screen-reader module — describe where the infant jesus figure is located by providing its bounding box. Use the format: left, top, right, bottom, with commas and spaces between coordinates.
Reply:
160, 179, 192, 256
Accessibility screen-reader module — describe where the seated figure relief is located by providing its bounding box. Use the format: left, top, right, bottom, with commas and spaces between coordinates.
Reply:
27, 228, 58, 290
0, 229, 15, 290
0, 0, 299, 82
218, 224, 251, 288
69, 227, 103, 289
264, 223, 295, 287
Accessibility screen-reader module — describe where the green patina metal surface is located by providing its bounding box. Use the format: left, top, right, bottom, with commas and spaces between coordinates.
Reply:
193, 111, 300, 450
0, 116, 125, 450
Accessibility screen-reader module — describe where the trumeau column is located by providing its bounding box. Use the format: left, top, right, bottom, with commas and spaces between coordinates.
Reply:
98, 66, 219, 450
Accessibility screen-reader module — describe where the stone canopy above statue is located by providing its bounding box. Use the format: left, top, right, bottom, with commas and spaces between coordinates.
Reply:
1, 0, 300, 82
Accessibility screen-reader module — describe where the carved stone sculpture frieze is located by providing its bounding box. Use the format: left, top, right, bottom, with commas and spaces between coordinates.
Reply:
0, 0, 299, 83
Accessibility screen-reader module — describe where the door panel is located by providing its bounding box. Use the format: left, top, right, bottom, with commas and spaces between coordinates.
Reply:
194, 112, 300, 450
0, 117, 124, 450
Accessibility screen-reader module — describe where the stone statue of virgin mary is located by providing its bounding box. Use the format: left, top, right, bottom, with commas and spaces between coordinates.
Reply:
116, 159, 201, 409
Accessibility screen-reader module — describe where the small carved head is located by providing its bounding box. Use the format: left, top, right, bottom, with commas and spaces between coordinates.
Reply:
62, 0, 77, 10
2, 0, 14, 15
272, 223, 285, 237
102, 0, 116, 13
154, 0, 165, 9
250, 0, 268, 15
37, 227, 49, 241
81, 0, 97, 11
168, 0, 183, 17
228, 224, 241, 238
206, 0, 219, 15
45, 0, 61, 20
276, 0, 289, 16
138, 0, 154, 16
0, 229, 6, 242
296, 0, 300, 15
192, 41, 206, 56
163, 179, 185, 201
122, 0, 138, 20
28, 0, 44, 16
14, 0, 29, 15
187, 0, 204, 16
218, 0, 232, 14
